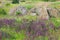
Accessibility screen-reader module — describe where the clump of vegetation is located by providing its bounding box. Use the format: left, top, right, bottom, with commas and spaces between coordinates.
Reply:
49, 2, 60, 8
20, 0, 25, 2
12, 0, 19, 4
16, 11, 22, 15
0, 8, 7, 15
24, 4, 34, 10
50, 18, 60, 28
5, 3, 11, 7
0, 27, 26, 40
42, 0, 49, 1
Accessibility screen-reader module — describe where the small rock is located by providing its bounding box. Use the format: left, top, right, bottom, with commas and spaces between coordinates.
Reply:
16, 6, 27, 15
30, 8, 37, 13
9, 6, 27, 16
30, 13, 36, 16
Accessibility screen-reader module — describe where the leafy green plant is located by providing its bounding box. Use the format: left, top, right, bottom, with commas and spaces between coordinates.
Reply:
16, 11, 22, 15
12, 0, 19, 4
0, 27, 26, 40
24, 4, 34, 10
50, 18, 60, 28
5, 3, 11, 6
20, 0, 25, 2
42, 0, 48, 1
0, 8, 7, 15
23, 15, 37, 21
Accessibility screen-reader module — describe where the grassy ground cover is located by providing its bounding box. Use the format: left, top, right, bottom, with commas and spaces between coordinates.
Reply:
0, 0, 60, 40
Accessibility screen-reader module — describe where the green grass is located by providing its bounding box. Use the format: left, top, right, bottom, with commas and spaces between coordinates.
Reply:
0, 17, 60, 40
2, 1, 60, 15
49, 1, 60, 8
1, 27, 26, 40
50, 18, 60, 28
3, 3, 19, 13
35, 36, 48, 40
0, 1, 60, 40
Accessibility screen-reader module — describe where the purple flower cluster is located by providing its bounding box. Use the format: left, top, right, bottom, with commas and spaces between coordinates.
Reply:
0, 19, 16, 28
24, 20, 57, 40
0, 18, 58, 40
25, 20, 48, 39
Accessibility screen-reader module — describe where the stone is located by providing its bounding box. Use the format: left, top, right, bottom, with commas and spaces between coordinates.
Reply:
9, 6, 27, 16
36, 7, 42, 15
29, 8, 37, 16
37, 7, 49, 20
30, 13, 36, 16
29, 7, 42, 16
30, 7, 49, 20
47, 7, 59, 18
30, 8, 37, 13
9, 7, 17, 16
16, 6, 27, 15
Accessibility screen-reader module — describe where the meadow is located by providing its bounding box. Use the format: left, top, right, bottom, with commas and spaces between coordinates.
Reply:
0, 0, 60, 40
